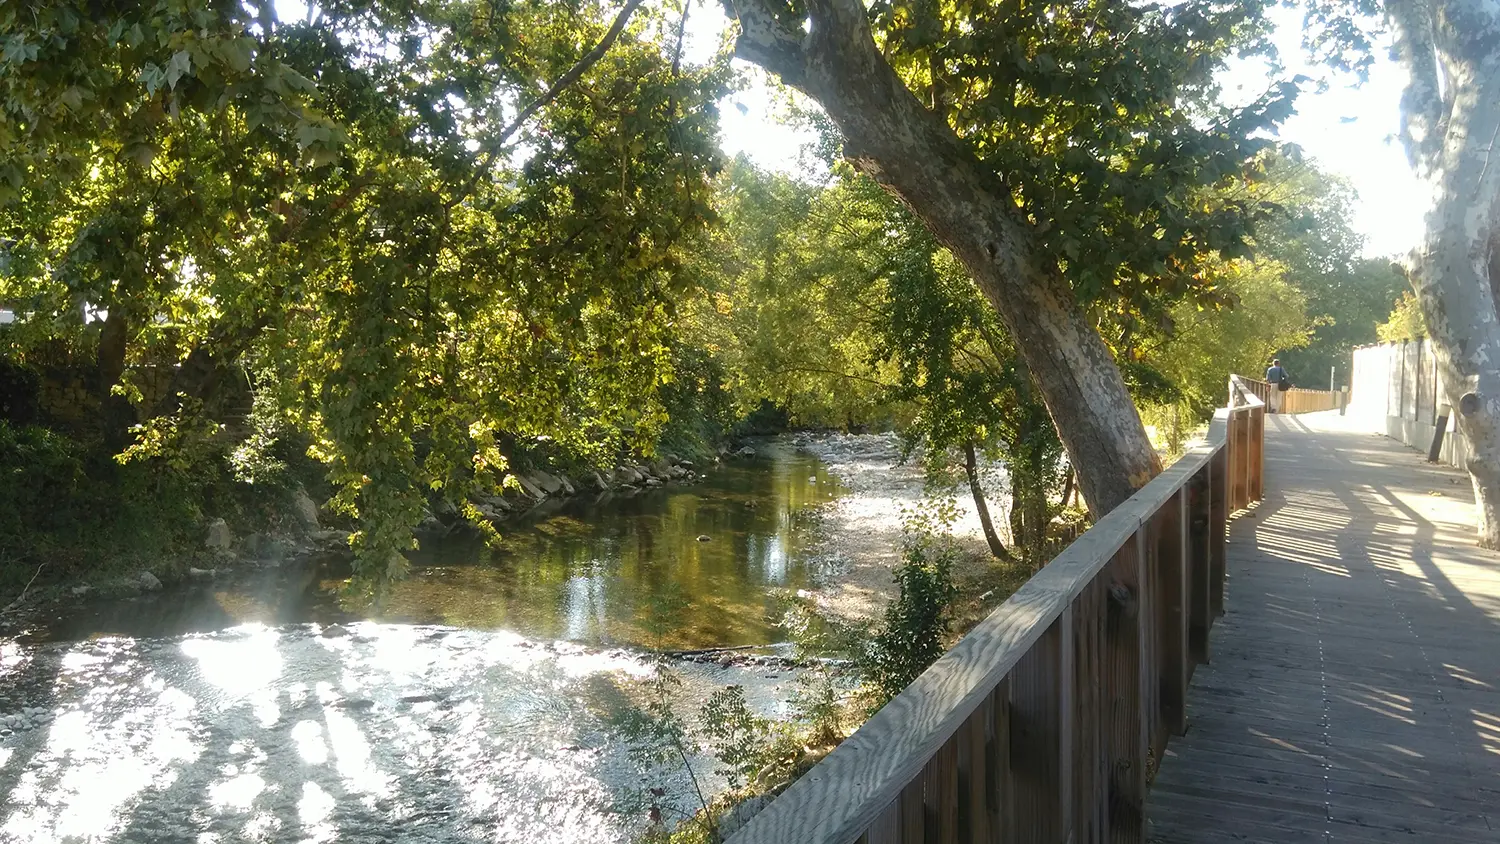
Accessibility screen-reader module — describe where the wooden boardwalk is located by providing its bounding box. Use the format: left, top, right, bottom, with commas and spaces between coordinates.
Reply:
1147, 411, 1500, 842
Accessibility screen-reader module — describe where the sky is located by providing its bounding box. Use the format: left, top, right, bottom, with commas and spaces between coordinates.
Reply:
685, 3, 1428, 260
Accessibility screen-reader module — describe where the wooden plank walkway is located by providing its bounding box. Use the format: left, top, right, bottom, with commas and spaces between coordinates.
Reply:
1147, 411, 1500, 842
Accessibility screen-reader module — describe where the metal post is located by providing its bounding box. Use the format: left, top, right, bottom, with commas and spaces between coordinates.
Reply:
1430, 404, 1451, 463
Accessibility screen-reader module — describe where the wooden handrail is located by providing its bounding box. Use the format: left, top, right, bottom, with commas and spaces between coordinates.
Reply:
725, 376, 1274, 844
1234, 376, 1343, 414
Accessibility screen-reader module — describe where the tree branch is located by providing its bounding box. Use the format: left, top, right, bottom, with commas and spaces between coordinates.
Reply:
672, 0, 693, 76
449, 0, 646, 207
767, 365, 894, 387
1389, 0, 1449, 174
724, 0, 808, 82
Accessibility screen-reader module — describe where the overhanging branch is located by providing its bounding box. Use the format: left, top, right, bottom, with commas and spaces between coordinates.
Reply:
449, 0, 645, 207
1388, 0, 1449, 174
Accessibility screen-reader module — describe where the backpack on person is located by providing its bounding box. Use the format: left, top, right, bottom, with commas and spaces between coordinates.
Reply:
1272, 366, 1291, 391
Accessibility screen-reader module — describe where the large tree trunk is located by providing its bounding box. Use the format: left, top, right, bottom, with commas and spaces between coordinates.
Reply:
727, 0, 1160, 516
96, 308, 136, 446
150, 315, 269, 419
1391, 0, 1500, 546
963, 441, 1012, 562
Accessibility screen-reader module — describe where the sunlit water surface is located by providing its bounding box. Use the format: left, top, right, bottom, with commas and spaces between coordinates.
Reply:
0, 442, 849, 843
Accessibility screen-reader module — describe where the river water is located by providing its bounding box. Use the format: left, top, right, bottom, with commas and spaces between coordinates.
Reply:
0, 441, 849, 844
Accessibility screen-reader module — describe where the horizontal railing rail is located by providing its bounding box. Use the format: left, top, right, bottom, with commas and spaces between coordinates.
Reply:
726, 376, 1274, 844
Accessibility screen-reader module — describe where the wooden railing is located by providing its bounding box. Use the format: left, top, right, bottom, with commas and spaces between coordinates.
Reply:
1237, 376, 1343, 415
726, 376, 1270, 844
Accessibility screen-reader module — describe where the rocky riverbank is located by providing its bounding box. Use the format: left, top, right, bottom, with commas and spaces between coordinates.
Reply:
425, 452, 709, 538
0, 451, 721, 636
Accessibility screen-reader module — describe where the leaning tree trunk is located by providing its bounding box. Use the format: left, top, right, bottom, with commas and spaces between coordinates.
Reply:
1391, 0, 1500, 546
963, 441, 1012, 562
728, 0, 1160, 516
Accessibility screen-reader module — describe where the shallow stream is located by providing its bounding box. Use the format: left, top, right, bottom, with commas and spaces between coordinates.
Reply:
0, 441, 853, 843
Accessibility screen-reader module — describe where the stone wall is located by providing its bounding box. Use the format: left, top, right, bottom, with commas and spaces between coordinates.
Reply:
33, 365, 178, 430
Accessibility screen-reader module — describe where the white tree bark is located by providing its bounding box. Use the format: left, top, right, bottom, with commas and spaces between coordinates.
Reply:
725, 0, 1162, 515
1392, 0, 1500, 546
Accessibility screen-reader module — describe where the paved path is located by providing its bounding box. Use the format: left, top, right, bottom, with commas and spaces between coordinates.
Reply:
1147, 411, 1500, 842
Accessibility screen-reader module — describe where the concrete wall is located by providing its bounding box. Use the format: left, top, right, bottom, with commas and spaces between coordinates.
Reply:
1348, 340, 1471, 470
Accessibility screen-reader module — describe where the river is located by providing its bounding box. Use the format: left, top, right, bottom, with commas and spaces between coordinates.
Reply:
0, 439, 860, 844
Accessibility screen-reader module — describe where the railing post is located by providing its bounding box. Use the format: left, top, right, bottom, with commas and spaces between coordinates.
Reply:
1209, 447, 1228, 619
1237, 410, 1251, 509
957, 679, 1009, 844
1104, 533, 1148, 842
1249, 406, 1264, 503
1072, 581, 1107, 840
1156, 491, 1188, 737
1009, 608, 1072, 843
1187, 465, 1212, 666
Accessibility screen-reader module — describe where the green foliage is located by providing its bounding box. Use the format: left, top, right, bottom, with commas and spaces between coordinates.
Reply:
1249, 154, 1407, 385
684, 159, 894, 429
693, 161, 1070, 559
699, 685, 774, 790
1, 0, 731, 590
0, 418, 292, 596
1140, 258, 1315, 417
1377, 291, 1428, 342
863, 538, 959, 706
868, 0, 1290, 321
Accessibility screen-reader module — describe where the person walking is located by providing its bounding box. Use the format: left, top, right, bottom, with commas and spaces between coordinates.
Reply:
1265, 358, 1289, 413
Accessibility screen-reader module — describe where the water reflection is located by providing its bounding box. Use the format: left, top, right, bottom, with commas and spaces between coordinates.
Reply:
48, 440, 843, 650
386, 442, 842, 648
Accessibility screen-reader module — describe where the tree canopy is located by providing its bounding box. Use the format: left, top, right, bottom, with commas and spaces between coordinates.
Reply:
2, 0, 728, 584
0, 0, 1423, 587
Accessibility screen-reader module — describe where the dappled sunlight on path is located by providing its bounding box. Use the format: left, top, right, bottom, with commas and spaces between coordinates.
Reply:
1149, 411, 1500, 842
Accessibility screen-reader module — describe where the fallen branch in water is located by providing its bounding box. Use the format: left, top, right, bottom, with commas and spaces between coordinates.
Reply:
1, 561, 47, 615
658, 644, 762, 658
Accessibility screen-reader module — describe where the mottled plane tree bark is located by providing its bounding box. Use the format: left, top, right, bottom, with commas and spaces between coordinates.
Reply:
1388, 0, 1500, 545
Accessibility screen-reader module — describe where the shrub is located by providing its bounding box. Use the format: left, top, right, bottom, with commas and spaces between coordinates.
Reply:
863, 538, 958, 707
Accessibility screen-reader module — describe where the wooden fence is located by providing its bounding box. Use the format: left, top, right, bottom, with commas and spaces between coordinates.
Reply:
725, 376, 1270, 844
1236, 376, 1342, 415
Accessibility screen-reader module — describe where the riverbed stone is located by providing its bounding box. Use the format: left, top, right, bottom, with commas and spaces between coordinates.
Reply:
204, 518, 232, 550
515, 474, 546, 499
314, 529, 351, 547
530, 471, 564, 495
292, 488, 321, 531
557, 474, 576, 495
135, 571, 163, 591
